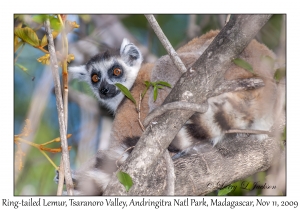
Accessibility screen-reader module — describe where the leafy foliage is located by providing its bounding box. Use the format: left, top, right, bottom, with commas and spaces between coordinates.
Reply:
14, 119, 73, 171
115, 83, 137, 106
274, 67, 286, 82
14, 15, 78, 69
14, 14, 79, 195
14, 27, 40, 47
37, 54, 50, 65
218, 186, 234, 196
232, 58, 254, 74
116, 80, 171, 105
143, 81, 172, 102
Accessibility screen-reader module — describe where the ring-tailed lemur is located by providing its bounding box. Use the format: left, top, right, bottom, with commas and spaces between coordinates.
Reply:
58, 30, 284, 195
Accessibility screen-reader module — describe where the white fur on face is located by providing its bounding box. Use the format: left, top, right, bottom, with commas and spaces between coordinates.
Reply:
88, 57, 141, 113
68, 39, 143, 114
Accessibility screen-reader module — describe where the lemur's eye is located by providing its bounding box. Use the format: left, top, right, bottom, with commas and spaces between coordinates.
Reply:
113, 68, 122, 76
91, 74, 99, 83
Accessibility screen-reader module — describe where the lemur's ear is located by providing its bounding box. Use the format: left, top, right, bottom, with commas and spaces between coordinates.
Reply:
120, 38, 143, 67
68, 65, 88, 81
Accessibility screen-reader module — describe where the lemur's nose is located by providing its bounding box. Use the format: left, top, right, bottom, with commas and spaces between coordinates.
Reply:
100, 87, 109, 95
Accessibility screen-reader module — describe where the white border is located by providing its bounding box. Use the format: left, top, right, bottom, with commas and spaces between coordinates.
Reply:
4, 1, 298, 209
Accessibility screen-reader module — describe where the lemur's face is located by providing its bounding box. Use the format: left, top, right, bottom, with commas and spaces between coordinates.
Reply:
87, 52, 124, 100
68, 39, 143, 112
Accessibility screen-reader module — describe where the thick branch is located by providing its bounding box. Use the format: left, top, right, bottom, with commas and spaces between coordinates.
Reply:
121, 135, 281, 195
104, 15, 272, 195
44, 19, 74, 195
178, 132, 280, 195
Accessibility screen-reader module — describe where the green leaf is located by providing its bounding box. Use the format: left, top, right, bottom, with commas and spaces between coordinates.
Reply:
52, 30, 60, 39
281, 126, 286, 142
233, 58, 254, 74
274, 67, 286, 82
153, 85, 158, 102
15, 63, 28, 72
218, 185, 234, 196
150, 82, 156, 86
40, 35, 48, 47
49, 16, 62, 31
14, 27, 39, 47
141, 87, 149, 99
156, 85, 164, 89
116, 171, 133, 192
144, 81, 151, 87
37, 54, 50, 65
141, 81, 151, 99
32, 15, 48, 24
67, 54, 75, 63
14, 36, 19, 51
156, 81, 172, 88
115, 83, 136, 105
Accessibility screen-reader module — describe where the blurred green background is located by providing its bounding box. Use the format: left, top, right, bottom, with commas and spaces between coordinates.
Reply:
14, 14, 285, 195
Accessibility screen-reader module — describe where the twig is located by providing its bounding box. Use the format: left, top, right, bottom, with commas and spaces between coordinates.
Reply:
41, 135, 69, 146
138, 93, 145, 131
57, 157, 65, 195
44, 18, 74, 195
145, 15, 187, 73
225, 129, 271, 135
163, 151, 175, 195
58, 14, 70, 196
36, 46, 49, 54
14, 136, 59, 170
40, 150, 59, 170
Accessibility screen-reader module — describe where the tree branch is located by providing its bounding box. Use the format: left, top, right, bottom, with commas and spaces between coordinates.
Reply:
103, 15, 272, 195
126, 135, 281, 195
163, 151, 175, 195
44, 19, 74, 195
143, 101, 208, 127
145, 15, 187, 73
